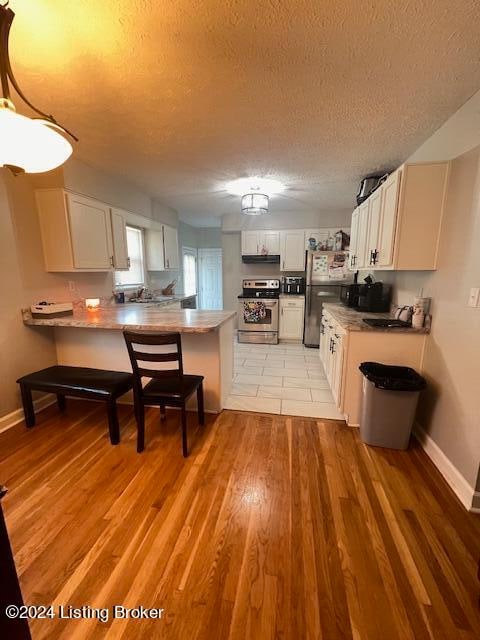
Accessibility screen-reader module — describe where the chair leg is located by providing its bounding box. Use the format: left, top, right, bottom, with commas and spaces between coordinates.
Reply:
106, 399, 120, 445
136, 403, 145, 453
160, 404, 166, 421
197, 383, 205, 426
20, 384, 35, 428
181, 406, 188, 457
57, 394, 66, 412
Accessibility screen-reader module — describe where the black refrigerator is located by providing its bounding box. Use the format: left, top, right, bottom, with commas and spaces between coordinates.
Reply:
304, 250, 351, 348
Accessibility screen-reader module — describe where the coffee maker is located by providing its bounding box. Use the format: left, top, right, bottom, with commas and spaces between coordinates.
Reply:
356, 279, 391, 312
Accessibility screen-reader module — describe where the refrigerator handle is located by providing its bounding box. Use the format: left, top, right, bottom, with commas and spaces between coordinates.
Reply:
307, 287, 312, 315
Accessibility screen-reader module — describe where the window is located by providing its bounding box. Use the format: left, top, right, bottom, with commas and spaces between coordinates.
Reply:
115, 226, 145, 287
182, 247, 197, 296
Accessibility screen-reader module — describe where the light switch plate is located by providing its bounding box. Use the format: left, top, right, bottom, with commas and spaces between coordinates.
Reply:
468, 287, 480, 307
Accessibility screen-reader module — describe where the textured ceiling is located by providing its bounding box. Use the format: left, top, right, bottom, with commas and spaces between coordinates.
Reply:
8, 0, 480, 226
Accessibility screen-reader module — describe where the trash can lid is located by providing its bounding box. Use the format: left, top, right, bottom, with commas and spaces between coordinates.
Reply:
359, 361, 427, 391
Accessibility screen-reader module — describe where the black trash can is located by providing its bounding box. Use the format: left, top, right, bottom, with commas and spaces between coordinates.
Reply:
359, 362, 426, 450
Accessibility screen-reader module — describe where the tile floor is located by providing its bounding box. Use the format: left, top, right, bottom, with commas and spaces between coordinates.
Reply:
224, 339, 344, 419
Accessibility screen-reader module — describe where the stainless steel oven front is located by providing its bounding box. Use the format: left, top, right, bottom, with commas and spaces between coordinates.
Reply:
237, 297, 279, 344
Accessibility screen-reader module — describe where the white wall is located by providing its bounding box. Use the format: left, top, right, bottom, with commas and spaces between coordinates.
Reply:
222, 209, 351, 232
378, 92, 480, 508
0, 160, 182, 419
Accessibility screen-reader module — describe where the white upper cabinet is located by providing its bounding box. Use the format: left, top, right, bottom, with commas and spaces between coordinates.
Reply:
280, 230, 305, 271
348, 162, 449, 271
348, 209, 359, 270
241, 230, 280, 255
36, 189, 113, 271
366, 187, 382, 268
355, 200, 370, 269
376, 170, 401, 267
163, 225, 179, 270
110, 208, 129, 270
145, 229, 165, 271
146, 225, 179, 272
259, 230, 280, 255
241, 230, 259, 255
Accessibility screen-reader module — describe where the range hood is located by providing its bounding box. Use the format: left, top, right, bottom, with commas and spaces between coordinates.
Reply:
242, 254, 280, 264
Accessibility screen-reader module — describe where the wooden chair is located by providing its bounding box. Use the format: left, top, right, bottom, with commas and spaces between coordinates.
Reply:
123, 331, 204, 456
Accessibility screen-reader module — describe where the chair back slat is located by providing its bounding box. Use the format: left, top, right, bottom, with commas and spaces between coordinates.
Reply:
123, 331, 183, 392
132, 351, 179, 363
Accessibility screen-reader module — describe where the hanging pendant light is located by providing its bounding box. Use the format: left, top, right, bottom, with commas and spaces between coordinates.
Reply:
241, 192, 269, 216
0, 3, 77, 174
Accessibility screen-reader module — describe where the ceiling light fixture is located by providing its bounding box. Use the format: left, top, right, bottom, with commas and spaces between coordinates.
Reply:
0, 2, 77, 174
225, 176, 285, 197
241, 192, 269, 216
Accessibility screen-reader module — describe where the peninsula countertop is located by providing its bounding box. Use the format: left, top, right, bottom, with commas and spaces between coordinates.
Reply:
22, 306, 236, 334
322, 303, 429, 334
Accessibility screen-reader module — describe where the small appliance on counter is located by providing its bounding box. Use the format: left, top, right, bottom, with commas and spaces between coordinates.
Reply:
237, 279, 280, 344
282, 276, 306, 295
30, 302, 73, 318
356, 278, 391, 312
340, 283, 360, 307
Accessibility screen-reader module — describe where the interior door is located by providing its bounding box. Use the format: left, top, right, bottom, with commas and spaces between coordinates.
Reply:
377, 170, 401, 267
66, 193, 111, 269
110, 208, 129, 269
198, 248, 223, 309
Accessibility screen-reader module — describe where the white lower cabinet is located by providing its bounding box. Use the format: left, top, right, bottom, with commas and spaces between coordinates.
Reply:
279, 297, 305, 340
319, 311, 346, 409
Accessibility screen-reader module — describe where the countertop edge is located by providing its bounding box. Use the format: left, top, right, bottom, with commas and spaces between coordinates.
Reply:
22, 309, 237, 334
322, 303, 430, 334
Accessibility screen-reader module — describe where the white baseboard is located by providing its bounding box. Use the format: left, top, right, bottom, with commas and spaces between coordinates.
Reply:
413, 423, 477, 512
0, 394, 56, 435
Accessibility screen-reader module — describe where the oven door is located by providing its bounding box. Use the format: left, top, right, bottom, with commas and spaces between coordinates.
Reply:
238, 298, 279, 332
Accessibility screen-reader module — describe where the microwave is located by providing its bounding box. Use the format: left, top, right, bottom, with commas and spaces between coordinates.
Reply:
340, 283, 360, 307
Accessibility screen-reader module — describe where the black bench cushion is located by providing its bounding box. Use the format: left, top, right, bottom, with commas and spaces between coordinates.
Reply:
17, 366, 133, 398
142, 374, 204, 401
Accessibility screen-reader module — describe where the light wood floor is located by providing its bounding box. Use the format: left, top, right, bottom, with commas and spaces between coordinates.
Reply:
1, 400, 479, 640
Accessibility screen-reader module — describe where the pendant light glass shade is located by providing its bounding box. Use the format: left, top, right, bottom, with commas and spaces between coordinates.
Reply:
241, 193, 269, 216
0, 4, 76, 174
0, 102, 72, 173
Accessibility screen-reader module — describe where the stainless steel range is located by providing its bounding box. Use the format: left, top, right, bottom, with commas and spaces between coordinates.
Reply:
237, 279, 280, 344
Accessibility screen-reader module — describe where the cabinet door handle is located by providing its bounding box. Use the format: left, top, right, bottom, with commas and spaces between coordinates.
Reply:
109, 255, 114, 267
166, 258, 170, 268
127, 257, 131, 268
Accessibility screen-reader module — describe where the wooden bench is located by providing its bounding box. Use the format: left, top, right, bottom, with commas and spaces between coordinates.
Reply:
16, 366, 133, 445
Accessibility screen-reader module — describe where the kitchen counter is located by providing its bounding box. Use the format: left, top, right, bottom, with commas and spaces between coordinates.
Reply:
22, 306, 234, 334
22, 305, 235, 412
323, 303, 429, 334
125, 293, 196, 307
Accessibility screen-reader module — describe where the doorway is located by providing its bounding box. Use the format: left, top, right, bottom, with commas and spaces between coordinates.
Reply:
198, 248, 223, 309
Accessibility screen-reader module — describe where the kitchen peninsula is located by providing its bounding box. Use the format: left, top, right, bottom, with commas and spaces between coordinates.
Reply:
23, 306, 236, 412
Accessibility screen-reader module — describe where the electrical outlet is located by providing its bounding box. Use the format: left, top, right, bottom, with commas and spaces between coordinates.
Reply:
67, 280, 76, 293
468, 287, 480, 308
